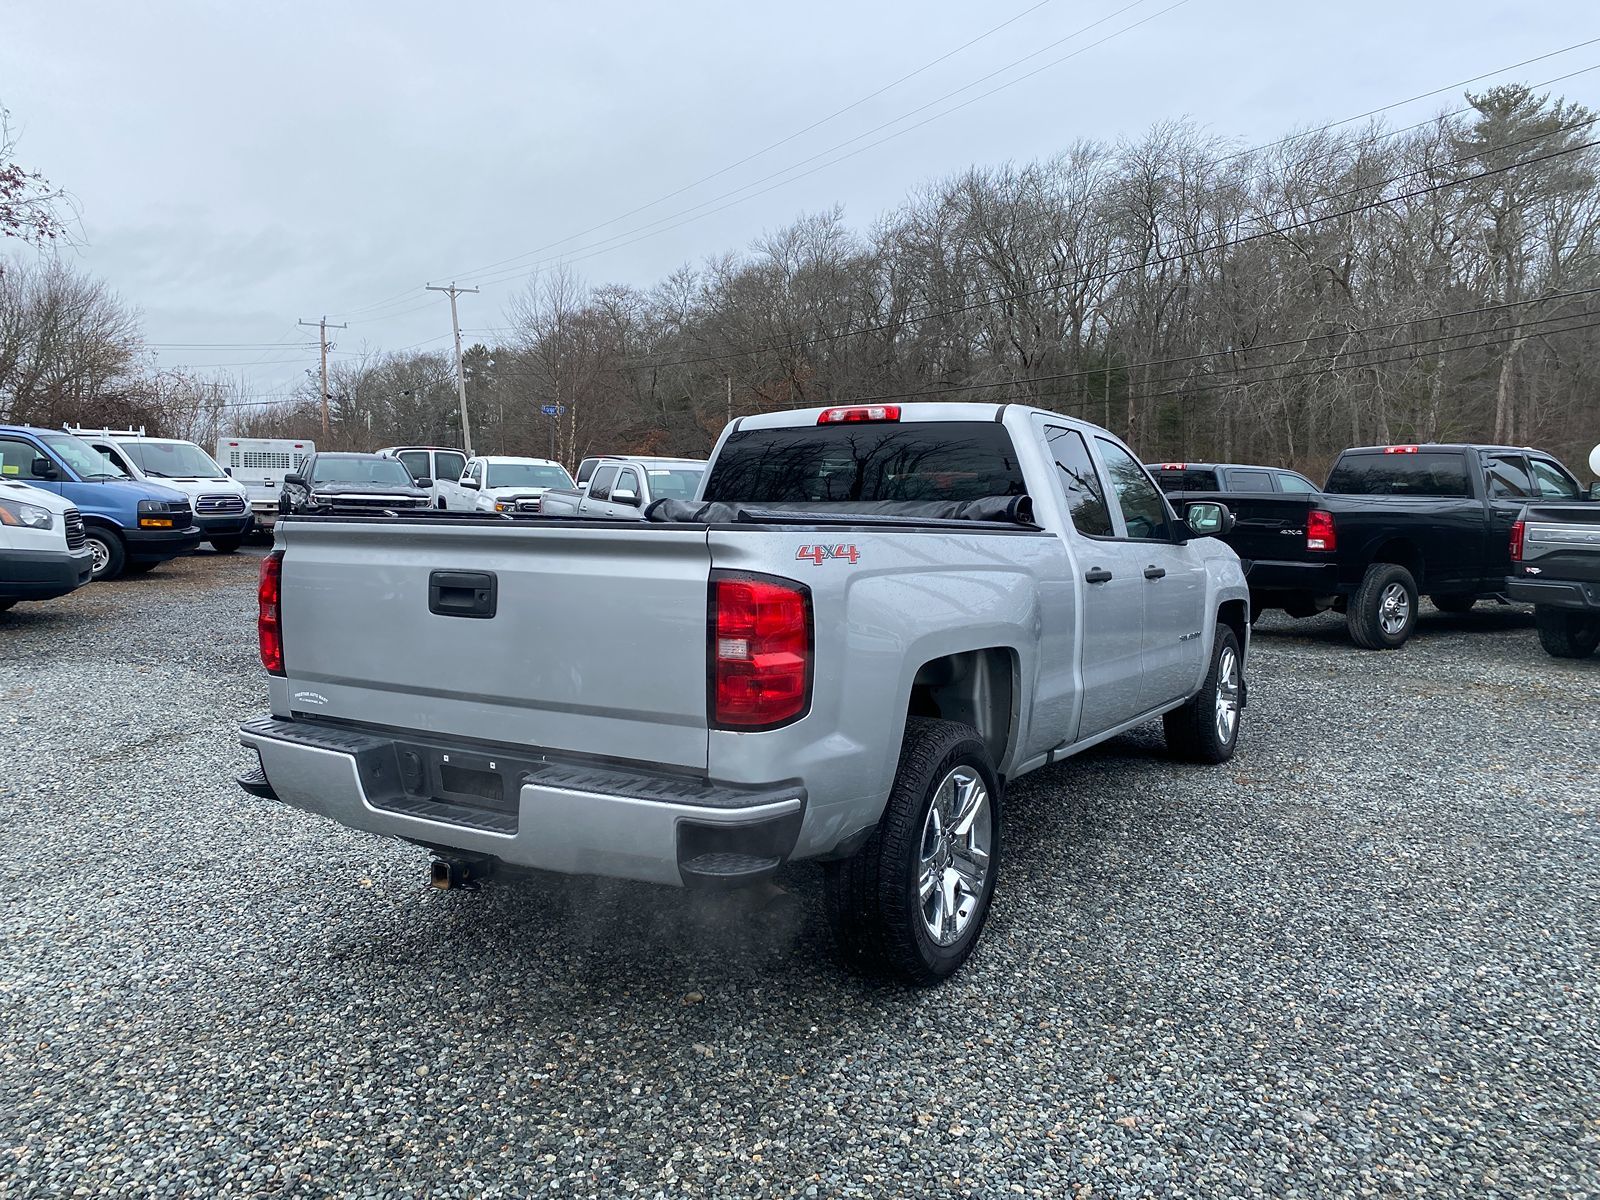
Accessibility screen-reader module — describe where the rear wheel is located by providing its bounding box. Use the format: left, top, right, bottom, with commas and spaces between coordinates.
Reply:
1534, 607, 1600, 659
1164, 625, 1243, 763
1348, 563, 1418, 649
1430, 593, 1477, 614
83, 528, 125, 581
824, 718, 1001, 986
209, 536, 243, 554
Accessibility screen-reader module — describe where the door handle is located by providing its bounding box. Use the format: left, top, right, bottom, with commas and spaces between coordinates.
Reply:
1084, 567, 1113, 584
1144, 565, 1167, 580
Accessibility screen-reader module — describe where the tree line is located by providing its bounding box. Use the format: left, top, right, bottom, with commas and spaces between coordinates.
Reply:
4, 84, 1597, 479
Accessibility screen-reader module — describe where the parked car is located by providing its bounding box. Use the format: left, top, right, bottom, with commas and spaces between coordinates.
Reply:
236, 402, 1249, 985
0, 425, 199, 580
279, 453, 434, 516
0, 479, 94, 612
1507, 456, 1600, 658
216, 436, 314, 532
377, 446, 469, 509
444, 456, 575, 514
539, 456, 707, 518
1181, 442, 1592, 648
71, 427, 253, 553
1149, 461, 1320, 494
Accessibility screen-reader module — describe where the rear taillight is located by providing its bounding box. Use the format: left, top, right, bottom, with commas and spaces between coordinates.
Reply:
258, 550, 284, 675
710, 573, 811, 729
1510, 519, 1525, 563
1306, 509, 1336, 552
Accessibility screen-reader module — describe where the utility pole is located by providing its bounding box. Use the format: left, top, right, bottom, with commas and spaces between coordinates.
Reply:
426, 282, 479, 456
726, 375, 733, 427
298, 316, 347, 439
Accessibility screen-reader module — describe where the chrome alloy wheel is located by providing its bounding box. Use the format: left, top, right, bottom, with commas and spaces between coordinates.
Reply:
1378, 581, 1411, 637
917, 766, 993, 946
88, 537, 110, 576
1215, 643, 1241, 744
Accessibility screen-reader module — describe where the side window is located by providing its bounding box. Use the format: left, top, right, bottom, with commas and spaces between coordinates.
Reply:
434, 452, 466, 483
96, 445, 136, 476
589, 464, 618, 501
0, 437, 45, 478
1044, 427, 1113, 537
1276, 472, 1318, 494
467, 460, 483, 484
613, 468, 641, 503
1483, 454, 1533, 499
576, 458, 598, 485
1226, 468, 1274, 491
1528, 458, 1580, 499
397, 450, 430, 481
1094, 437, 1172, 541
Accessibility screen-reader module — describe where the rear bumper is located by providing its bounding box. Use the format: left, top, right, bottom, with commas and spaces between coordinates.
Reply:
1506, 576, 1600, 611
123, 524, 204, 561
0, 546, 95, 600
1244, 559, 1341, 596
237, 715, 805, 889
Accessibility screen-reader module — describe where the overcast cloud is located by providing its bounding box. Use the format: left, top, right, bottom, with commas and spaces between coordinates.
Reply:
2, 0, 1592, 400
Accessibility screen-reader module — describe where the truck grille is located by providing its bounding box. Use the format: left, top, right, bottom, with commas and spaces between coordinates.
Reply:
64, 509, 85, 550
196, 494, 246, 514
329, 497, 428, 512
516, 497, 542, 512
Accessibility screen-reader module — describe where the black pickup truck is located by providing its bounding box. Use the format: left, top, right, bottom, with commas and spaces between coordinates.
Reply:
1165, 443, 1594, 649
1507, 499, 1600, 659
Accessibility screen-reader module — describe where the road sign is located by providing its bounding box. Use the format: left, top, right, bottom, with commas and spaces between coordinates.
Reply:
541, 405, 567, 417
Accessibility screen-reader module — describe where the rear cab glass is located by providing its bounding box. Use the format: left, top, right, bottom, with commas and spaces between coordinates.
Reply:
1325, 451, 1471, 497
702, 421, 1025, 503
1151, 466, 1219, 493
1225, 468, 1274, 491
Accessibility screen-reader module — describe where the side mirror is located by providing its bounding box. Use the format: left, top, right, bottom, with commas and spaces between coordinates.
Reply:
611, 488, 639, 506
284, 472, 305, 487
415, 476, 433, 489
31, 457, 59, 481
461, 478, 479, 490
1185, 501, 1234, 537
223, 466, 233, 477
1589, 481, 1600, 501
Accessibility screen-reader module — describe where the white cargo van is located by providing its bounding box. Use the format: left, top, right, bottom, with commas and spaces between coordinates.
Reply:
0, 479, 94, 611
69, 427, 254, 553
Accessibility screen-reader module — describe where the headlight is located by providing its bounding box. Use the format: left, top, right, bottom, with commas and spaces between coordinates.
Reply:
495, 501, 511, 512
0, 498, 53, 530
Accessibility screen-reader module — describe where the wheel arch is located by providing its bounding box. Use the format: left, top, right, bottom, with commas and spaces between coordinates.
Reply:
906, 647, 1019, 775
1217, 597, 1248, 661
1366, 537, 1424, 587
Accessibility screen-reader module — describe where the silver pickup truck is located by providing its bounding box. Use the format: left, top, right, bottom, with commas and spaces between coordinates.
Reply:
1508, 498, 1600, 659
537, 456, 706, 518
237, 403, 1250, 983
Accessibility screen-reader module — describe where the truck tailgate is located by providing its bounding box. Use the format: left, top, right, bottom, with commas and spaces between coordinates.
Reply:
275, 519, 713, 769
1176, 491, 1319, 564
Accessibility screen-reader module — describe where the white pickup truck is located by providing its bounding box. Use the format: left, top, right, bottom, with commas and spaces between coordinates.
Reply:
538, 456, 706, 518
238, 403, 1249, 983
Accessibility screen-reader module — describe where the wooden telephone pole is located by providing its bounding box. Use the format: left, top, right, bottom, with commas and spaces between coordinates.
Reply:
426, 282, 479, 456
298, 316, 347, 439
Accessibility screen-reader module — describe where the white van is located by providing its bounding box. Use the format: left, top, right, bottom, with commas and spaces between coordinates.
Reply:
215, 436, 315, 531
0, 479, 94, 611
69, 427, 255, 553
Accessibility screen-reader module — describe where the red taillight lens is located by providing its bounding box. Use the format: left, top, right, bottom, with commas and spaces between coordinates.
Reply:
1510, 519, 1525, 563
711, 574, 811, 729
817, 405, 900, 424
258, 550, 284, 675
1306, 509, 1336, 552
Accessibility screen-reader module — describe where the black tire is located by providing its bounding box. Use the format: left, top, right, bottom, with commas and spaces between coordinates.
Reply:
1534, 606, 1600, 659
823, 718, 1002, 986
83, 527, 126, 581
0, 599, 16, 612
1347, 563, 1418, 649
123, 560, 159, 575
1282, 596, 1321, 620
1430, 593, 1477, 614
209, 536, 243, 554
1163, 625, 1243, 764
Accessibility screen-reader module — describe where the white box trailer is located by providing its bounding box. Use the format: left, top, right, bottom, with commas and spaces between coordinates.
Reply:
216, 437, 315, 527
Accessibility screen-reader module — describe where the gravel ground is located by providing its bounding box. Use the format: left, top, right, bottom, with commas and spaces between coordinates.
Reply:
1, 553, 1597, 1199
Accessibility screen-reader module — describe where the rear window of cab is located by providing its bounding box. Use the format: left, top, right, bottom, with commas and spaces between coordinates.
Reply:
1325, 451, 1471, 497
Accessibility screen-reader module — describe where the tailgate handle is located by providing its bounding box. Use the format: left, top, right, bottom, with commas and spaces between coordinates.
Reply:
429, 570, 498, 619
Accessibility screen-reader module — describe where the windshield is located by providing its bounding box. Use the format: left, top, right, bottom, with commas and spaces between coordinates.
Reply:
486, 463, 574, 489
702, 422, 1025, 503
644, 467, 705, 500
310, 457, 415, 487
39, 432, 128, 480
119, 440, 226, 478
1325, 451, 1471, 497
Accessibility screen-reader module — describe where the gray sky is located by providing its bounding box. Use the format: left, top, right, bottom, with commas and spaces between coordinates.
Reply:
2, 0, 1593, 403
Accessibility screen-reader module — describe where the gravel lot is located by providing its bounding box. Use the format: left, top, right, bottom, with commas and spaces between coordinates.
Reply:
2, 552, 1596, 1199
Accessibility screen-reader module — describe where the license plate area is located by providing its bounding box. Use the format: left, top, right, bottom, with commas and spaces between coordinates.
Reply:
359, 740, 530, 834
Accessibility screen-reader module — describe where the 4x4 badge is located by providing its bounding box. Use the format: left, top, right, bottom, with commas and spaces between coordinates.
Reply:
797, 544, 860, 566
